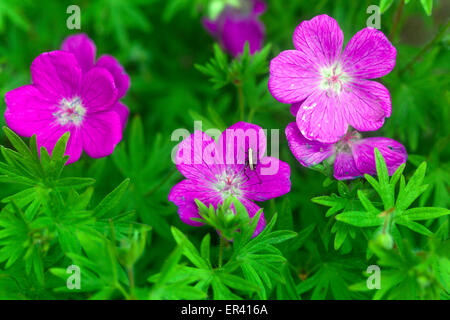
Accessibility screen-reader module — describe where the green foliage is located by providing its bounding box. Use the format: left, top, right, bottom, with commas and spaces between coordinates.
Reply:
0, 129, 141, 298
0, 0, 448, 300
148, 197, 297, 300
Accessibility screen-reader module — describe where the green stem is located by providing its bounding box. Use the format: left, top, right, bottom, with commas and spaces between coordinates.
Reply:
400, 20, 450, 75
115, 282, 131, 300
237, 85, 245, 121
127, 266, 136, 299
389, 0, 405, 41
247, 107, 256, 123
218, 235, 225, 268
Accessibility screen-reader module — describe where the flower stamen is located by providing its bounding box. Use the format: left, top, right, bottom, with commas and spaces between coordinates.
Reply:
53, 96, 86, 126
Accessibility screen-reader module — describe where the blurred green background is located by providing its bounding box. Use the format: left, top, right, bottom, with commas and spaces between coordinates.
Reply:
0, 0, 448, 299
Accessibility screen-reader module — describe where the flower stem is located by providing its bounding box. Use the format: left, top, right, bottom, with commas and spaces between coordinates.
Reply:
127, 266, 136, 299
400, 20, 450, 75
389, 0, 405, 41
218, 234, 225, 268
237, 85, 245, 121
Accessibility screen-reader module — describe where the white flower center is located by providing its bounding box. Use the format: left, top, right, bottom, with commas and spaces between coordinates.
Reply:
53, 96, 86, 126
213, 167, 245, 198
319, 64, 349, 95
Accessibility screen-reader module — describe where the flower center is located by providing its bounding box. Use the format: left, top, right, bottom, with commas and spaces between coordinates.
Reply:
336, 131, 361, 153
53, 96, 86, 126
213, 167, 245, 198
319, 64, 349, 95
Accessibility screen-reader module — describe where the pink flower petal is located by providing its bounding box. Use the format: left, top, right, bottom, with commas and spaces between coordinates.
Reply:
293, 14, 343, 69
203, 18, 219, 36
80, 67, 118, 113
81, 111, 122, 158
31, 51, 82, 102
218, 121, 267, 166
285, 122, 334, 167
63, 128, 84, 164
341, 27, 396, 79
175, 131, 224, 182
221, 16, 265, 56
252, 0, 266, 15
295, 90, 348, 144
168, 180, 221, 227
111, 102, 130, 130
241, 156, 291, 202
340, 80, 391, 132
352, 137, 407, 176
61, 33, 96, 72
4, 85, 56, 137
96, 55, 130, 99
334, 151, 361, 180
290, 103, 302, 117
268, 50, 321, 104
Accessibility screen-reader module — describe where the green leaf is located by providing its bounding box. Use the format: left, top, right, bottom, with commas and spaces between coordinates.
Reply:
3, 126, 31, 158
400, 207, 450, 220
94, 179, 130, 217
396, 219, 434, 236
396, 162, 428, 210
379, 0, 394, 13
420, 0, 433, 16
216, 272, 260, 293
171, 227, 209, 269
54, 177, 96, 190
336, 211, 383, 227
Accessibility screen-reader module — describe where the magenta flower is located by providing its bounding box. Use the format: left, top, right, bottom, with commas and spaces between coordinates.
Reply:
168, 122, 291, 235
4, 34, 130, 164
203, 0, 266, 57
285, 122, 407, 180
269, 14, 396, 144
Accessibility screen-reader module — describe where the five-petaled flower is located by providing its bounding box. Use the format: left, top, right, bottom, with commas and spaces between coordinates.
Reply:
203, 0, 266, 57
269, 14, 396, 144
169, 122, 291, 236
285, 122, 407, 180
4, 33, 130, 164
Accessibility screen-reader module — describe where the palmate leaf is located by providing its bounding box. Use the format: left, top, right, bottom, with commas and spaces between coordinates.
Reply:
312, 180, 368, 251
332, 149, 449, 244
408, 152, 450, 207
0, 128, 141, 294
297, 256, 367, 300
112, 116, 172, 238
195, 43, 271, 89
351, 236, 448, 300
167, 197, 296, 299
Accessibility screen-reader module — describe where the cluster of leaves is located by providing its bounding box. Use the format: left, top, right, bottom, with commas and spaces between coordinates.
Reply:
149, 197, 297, 299
0, 0, 448, 300
0, 128, 145, 299
380, 0, 434, 16
0, 129, 299, 299
310, 150, 449, 299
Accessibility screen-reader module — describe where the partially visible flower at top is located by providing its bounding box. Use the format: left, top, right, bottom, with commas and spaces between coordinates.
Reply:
285, 122, 407, 180
203, 0, 266, 57
4, 33, 130, 164
269, 14, 396, 144
168, 122, 291, 236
